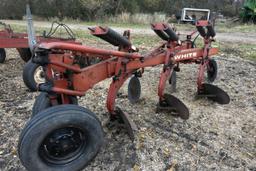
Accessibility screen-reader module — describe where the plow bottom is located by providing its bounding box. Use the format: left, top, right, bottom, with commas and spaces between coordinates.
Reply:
157, 94, 190, 120
107, 107, 138, 141
197, 83, 230, 104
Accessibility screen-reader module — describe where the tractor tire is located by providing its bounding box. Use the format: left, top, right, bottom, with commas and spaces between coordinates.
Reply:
168, 71, 177, 93
17, 48, 32, 62
207, 59, 218, 82
23, 60, 45, 91
0, 48, 6, 63
18, 105, 104, 171
32, 92, 78, 117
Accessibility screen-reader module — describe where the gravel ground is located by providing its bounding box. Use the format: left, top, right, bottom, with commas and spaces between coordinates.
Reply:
0, 43, 255, 171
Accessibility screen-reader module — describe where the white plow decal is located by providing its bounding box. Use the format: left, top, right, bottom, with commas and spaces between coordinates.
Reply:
174, 52, 197, 61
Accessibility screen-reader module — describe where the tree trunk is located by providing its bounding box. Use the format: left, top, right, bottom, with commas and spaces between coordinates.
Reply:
115, 0, 122, 15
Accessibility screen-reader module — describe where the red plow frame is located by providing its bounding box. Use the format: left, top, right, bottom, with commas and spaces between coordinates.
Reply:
33, 21, 227, 115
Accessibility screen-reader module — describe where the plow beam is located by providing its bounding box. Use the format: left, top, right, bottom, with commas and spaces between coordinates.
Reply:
89, 26, 131, 47
38, 42, 142, 59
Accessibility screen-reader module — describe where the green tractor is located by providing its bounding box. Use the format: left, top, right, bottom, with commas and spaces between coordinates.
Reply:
241, 0, 256, 23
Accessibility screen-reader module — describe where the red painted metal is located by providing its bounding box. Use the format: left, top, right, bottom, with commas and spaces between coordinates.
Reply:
35, 21, 219, 115
151, 23, 173, 31
0, 32, 81, 48
197, 60, 209, 90
158, 44, 174, 100
39, 42, 142, 59
158, 67, 173, 100
107, 73, 131, 114
196, 20, 210, 27
0, 24, 81, 59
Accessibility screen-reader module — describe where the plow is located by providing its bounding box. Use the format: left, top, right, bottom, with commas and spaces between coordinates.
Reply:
0, 21, 78, 63
22, 20, 81, 91
0, 6, 81, 91
18, 21, 230, 171
16, 7, 230, 171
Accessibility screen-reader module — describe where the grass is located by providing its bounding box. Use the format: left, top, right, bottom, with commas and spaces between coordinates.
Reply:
220, 43, 256, 60
3, 19, 148, 29
215, 22, 256, 33
7, 23, 160, 45
75, 20, 256, 33
172, 22, 256, 33
3, 19, 256, 33
4, 22, 256, 61
28, 12, 255, 33
76, 21, 148, 29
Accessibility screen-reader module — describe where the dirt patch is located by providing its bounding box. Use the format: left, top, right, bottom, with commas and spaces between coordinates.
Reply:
0, 44, 255, 171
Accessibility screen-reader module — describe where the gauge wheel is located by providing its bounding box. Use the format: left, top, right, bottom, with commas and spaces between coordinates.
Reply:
23, 60, 45, 91
32, 92, 78, 117
18, 105, 104, 171
17, 48, 32, 62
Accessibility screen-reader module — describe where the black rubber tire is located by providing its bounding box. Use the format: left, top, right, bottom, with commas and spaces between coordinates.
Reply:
17, 48, 32, 62
23, 60, 45, 91
0, 48, 6, 63
18, 105, 104, 171
32, 92, 78, 117
168, 71, 177, 93
207, 59, 218, 82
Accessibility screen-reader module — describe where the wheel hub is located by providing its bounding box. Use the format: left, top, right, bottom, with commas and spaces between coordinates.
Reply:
34, 66, 45, 84
40, 127, 86, 164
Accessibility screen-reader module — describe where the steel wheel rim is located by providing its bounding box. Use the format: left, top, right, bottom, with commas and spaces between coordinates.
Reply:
39, 127, 86, 165
34, 66, 45, 84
